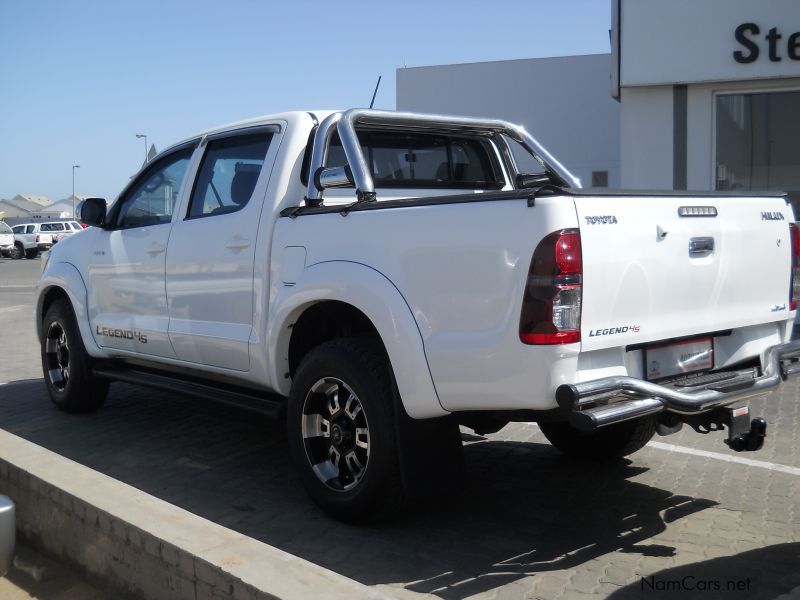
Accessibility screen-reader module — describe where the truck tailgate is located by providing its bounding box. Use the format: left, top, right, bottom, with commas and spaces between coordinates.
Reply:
576, 194, 793, 351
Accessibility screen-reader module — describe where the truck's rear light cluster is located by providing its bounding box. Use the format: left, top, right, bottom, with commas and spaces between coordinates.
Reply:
35, 234, 40, 243
519, 229, 582, 345
790, 223, 800, 311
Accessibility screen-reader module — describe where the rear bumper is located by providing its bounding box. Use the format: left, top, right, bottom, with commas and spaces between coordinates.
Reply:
557, 340, 800, 431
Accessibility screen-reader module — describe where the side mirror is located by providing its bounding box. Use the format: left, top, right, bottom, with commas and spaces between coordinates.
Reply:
78, 198, 108, 228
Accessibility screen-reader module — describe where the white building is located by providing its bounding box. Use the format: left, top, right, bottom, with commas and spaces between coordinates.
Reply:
613, 0, 800, 213
397, 54, 620, 188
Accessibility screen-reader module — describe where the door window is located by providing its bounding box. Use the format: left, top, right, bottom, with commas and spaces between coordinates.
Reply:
116, 146, 195, 228
26, 225, 35, 234
12, 226, 23, 234
187, 133, 273, 219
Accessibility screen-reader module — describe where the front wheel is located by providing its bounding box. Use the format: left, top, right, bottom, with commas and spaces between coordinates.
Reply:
539, 416, 656, 460
287, 338, 403, 523
9, 243, 23, 260
41, 299, 108, 413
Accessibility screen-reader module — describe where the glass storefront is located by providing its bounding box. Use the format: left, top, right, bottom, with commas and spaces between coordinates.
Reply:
716, 90, 800, 215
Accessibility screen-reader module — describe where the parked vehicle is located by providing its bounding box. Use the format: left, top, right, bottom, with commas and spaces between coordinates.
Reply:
35, 109, 800, 521
10, 224, 40, 259
0, 222, 14, 258
38, 222, 69, 244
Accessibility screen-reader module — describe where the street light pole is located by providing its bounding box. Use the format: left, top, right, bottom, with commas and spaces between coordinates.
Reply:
136, 134, 148, 163
72, 165, 80, 218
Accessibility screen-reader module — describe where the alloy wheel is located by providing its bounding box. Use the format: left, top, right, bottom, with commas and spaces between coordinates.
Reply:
301, 377, 370, 492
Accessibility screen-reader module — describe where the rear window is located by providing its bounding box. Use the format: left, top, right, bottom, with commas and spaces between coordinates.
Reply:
325, 130, 503, 190
0, 222, 11, 234
40, 223, 65, 232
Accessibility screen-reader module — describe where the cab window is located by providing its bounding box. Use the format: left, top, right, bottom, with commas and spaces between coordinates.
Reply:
187, 133, 272, 219
325, 130, 503, 189
12, 225, 24, 234
116, 146, 195, 228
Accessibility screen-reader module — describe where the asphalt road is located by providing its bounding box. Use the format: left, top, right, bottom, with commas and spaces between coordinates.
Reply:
1, 256, 799, 599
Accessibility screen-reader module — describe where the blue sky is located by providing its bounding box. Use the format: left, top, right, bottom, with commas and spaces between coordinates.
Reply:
0, 0, 610, 201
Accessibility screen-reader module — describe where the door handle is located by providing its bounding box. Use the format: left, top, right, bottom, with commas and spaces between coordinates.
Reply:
225, 239, 252, 250
145, 244, 166, 255
689, 237, 714, 255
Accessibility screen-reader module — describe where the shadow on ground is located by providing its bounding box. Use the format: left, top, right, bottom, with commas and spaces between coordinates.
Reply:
608, 543, 800, 600
0, 379, 728, 598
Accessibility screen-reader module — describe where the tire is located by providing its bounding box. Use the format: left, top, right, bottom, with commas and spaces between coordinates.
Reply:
25, 248, 39, 259
287, 337, 403, 523
9, 243, 23, 260
41, 299, 108, 413
539, 416, 656, 460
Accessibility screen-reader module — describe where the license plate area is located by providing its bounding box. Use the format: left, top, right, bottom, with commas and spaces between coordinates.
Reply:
645, 337, 714, 381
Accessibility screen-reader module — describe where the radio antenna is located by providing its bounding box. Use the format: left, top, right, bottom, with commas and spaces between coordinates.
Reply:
369, 76, 382, 109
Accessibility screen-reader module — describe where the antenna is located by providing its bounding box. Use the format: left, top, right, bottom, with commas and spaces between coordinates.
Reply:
369, 76, 382, 109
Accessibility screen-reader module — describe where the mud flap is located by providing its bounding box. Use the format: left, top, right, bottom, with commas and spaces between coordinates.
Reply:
392, 390, 467, 501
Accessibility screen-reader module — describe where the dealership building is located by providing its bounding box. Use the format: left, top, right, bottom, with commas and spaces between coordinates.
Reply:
397, 0, 799, 208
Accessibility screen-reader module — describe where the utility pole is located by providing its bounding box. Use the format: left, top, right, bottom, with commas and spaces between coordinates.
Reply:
72, 164, 80, 218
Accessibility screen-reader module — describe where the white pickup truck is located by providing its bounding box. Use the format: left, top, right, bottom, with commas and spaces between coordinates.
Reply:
35, 109, 800, 521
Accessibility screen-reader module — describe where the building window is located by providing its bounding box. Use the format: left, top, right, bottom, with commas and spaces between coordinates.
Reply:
716, 91, 800, 211
591, 170, 609, 187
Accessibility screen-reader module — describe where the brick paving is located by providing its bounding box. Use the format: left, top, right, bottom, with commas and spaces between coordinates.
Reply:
1, 257, 799, 599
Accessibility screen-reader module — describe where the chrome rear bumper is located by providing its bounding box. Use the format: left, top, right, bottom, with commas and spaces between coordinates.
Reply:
556, 340, 800, 432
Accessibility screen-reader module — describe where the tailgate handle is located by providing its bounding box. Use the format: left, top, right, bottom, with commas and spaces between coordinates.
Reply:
689, 237, 714, 255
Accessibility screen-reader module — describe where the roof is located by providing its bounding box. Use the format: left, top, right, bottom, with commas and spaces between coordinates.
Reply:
1, 197, 42, 213
13, 194, 50, 207
164, 110, 333, 156
0, 200, 34, 217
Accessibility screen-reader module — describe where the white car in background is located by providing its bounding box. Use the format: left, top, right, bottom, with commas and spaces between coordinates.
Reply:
0, 222, 14, 257
10, 224, 40, 259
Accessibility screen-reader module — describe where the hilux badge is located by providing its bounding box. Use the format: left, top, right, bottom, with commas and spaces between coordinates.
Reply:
771, 303, 787, 312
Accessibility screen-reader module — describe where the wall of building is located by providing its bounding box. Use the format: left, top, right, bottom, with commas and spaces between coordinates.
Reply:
397, 54, 620, 188
619, 86, 673, 189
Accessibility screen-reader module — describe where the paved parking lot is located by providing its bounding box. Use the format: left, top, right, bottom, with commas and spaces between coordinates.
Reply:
1, 256, 799, 599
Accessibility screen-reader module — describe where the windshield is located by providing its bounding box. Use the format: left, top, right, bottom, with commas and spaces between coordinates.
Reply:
0, 222, 12, 234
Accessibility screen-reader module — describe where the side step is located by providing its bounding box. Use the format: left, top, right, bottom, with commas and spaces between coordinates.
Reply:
92, 367, 285, 419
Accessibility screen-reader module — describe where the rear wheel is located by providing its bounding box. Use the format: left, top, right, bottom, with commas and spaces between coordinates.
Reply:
25, 248, 39, 259
287, 337, 403, 523
41, 299, 108, 413
539, 416, 656, 459
9, 243, 23, 260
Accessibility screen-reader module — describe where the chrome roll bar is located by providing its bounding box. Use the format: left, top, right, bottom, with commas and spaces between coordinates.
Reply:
305, 108, 581, 205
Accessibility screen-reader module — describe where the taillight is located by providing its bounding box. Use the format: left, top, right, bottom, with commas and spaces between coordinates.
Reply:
790, 223, 800, 311
35, 234, 40, 243
519, 229, 582, 344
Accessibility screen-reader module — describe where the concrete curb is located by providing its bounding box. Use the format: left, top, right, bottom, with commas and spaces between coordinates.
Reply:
0, 429, 395, 600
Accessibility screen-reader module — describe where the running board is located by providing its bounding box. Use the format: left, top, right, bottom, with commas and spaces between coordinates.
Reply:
92, 367, 285, 419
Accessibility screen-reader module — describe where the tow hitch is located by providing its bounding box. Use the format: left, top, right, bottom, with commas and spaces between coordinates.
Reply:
678, 405, 767, 452
724, 406, 767, 452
